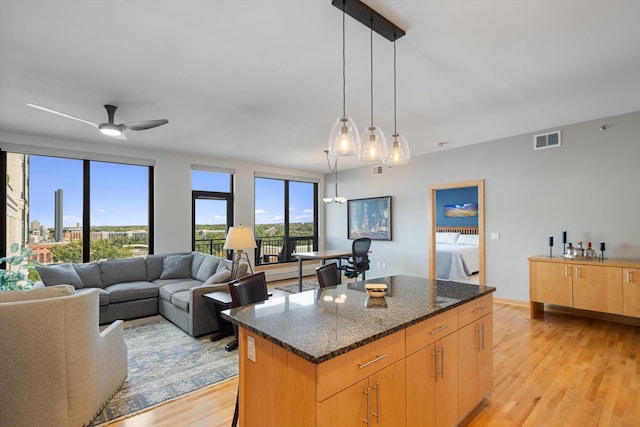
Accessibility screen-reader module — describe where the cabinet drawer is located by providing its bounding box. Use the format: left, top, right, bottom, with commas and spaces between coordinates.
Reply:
405, 307, 458, 355
316, 330, 405, 402
458, 294, 493, 327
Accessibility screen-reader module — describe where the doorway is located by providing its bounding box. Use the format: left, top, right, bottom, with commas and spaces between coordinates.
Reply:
428, 180, 485, 285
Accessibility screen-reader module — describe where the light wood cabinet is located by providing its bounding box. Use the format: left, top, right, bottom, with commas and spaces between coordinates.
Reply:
318, 359, 406, 427
458, 313, 493, 418
529, 257, 640, 319
572, 264, 623, 314
406, 332, 459, 427
623, 268, 640, 317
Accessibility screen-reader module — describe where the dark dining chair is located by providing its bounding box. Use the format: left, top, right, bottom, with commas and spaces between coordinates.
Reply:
315, 262, 341, 288
339, 238, 372, 280
227, 271, 269, 427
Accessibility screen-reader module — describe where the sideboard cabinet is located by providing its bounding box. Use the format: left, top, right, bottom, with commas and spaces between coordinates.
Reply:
529, 256, 640, 319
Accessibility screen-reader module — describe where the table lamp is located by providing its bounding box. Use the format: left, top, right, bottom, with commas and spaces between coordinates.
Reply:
223, 225, 257, 279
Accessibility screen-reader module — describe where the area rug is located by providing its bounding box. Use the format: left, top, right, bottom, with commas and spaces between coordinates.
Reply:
91, 315, 238, 426
274, 281, 319, 294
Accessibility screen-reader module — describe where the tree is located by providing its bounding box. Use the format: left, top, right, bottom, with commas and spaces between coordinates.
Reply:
50, 240, 82, 263
49, 239, 134, 263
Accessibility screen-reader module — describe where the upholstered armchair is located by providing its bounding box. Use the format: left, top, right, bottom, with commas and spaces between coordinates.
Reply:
0, 285, 128, 427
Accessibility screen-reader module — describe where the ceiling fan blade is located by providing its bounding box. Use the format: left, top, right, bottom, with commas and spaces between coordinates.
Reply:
121, 119, 169, 131
27, 103, 99, 128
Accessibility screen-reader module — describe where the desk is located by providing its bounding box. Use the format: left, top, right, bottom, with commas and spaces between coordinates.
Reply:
294, 249, 352, 292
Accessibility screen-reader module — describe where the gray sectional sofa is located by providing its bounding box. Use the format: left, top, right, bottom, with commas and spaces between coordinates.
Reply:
35, 251, 248, 337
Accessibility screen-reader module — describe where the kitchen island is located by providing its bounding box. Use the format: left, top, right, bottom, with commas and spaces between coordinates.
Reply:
222, 275, 495, 427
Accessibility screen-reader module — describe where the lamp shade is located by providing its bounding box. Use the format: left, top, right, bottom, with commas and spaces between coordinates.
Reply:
384, 133, 410, 166
358, 125, 388, 162
328, 116, 361, 156
223, 226, 257, 250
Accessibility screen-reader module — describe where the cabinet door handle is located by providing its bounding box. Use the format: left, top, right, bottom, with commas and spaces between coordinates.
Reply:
372, 382, 380, 424
432, 350, 439, 383
362, 387, 370, 424
480, 323, 485, 350
473, 305, 487, 313
575, 267, 580, 278
565, 266, 569, 277
429, 325, 448, 335
628, 270, 632, 283
475, 325, 481, 351
358, 354, 387, 369
440, 347, 445, 379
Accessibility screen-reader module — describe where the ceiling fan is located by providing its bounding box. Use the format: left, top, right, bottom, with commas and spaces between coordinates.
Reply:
26, 103, 169, 140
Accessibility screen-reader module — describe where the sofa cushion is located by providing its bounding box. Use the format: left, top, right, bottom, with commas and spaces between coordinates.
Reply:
196, 256, 221, 282
75, 287, 110, 306
100, 257, 147, 287
190, 252, 207, 279
73, 262, 102, 288
171, 291, 190, 312
158, 279, 201, 302
0, 284, 75, 303
145, 255, 165, 281
105, 281, 159, 303
216, 258, 233, 273
37, 263, 84, 288
203, 268, 232, 286
160, 255, 193, 280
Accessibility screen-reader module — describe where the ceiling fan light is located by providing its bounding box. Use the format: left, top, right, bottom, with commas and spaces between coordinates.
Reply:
323, 197, 334, 204
329, 116, 361, 156
99, 123, 123, 137
384, 133, 410, 166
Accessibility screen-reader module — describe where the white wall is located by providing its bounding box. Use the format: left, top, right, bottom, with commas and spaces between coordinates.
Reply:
324, 111, 640, 303
0, 130, 325, 276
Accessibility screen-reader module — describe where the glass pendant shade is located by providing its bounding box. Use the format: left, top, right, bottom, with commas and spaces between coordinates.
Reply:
328, 116, 361, 156
358, 125, 387, 162
385, 132, 410, 166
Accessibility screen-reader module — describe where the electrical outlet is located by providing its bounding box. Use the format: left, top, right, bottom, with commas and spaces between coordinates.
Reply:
247, 336, 256, 362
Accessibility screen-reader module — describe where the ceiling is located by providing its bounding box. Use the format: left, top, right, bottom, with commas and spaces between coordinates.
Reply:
1, 1, 639, 172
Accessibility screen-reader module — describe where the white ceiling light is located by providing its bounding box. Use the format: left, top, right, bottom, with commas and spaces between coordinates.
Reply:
323, 150, 346, 204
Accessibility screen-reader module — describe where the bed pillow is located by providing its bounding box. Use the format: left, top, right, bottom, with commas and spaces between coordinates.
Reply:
435, 232, 460, 244
456, 234, 479, 245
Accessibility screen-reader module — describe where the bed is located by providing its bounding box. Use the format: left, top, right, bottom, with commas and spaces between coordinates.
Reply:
435, 226, 479, 282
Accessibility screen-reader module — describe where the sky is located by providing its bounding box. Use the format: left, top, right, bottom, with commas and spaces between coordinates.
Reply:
28, 156, 314, 228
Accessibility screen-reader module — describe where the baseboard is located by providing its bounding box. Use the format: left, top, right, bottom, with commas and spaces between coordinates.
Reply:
493, 297, 529, 308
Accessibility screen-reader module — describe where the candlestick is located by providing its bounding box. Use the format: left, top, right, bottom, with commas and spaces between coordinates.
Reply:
600, 241, 605, 261
549, 236, 554, 257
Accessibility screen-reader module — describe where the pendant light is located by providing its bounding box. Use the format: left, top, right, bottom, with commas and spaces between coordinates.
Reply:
385, 37, 410, 166
328, 1, 360, 157
358, 21, 388, 163
323, 150, 346, 204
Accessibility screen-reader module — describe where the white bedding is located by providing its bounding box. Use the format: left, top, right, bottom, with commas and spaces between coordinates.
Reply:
436, 242, 479, 282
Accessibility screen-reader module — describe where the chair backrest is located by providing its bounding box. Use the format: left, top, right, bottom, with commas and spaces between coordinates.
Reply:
352, 238, 372, 271
228, 271, 269, 308
315, 262, 341, 288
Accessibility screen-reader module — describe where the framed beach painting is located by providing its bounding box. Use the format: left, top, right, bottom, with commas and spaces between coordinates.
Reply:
347, 196, 391, 240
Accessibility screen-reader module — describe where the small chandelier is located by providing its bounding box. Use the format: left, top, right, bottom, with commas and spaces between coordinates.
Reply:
323, 150, 346, 204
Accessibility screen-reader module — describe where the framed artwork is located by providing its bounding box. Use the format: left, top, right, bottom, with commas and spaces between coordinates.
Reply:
347, 196, 391, 240
443, 203, 478, 218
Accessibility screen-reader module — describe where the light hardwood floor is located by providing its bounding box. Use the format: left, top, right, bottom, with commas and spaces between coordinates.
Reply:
108, 288, 640, 427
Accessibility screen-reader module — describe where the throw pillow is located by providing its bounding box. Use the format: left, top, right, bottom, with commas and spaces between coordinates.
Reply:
100, 257, 147, 287
160, 255, 193, 280
196, 256, 220, 282
0, 284, 75, 303
36, 263, 84, 288
73, 262, 102, 288
203, 268, 232, 286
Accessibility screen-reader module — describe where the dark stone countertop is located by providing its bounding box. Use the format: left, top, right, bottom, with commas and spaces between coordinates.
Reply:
222, 275, 495, 364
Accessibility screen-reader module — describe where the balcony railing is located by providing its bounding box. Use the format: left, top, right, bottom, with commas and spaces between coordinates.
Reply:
194, 236, 316, 265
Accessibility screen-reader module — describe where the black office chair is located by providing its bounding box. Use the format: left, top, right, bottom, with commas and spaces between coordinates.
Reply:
339, 238, 371, 280
315, 262, 341, 288
227, 271, 269, 427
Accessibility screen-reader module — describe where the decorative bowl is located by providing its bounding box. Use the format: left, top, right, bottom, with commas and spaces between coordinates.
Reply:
365, 283, 388, 298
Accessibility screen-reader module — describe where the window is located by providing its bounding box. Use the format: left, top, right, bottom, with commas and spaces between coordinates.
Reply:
2, 150, 154, 264
254, 177, 317, 264
192, 170, 233, 257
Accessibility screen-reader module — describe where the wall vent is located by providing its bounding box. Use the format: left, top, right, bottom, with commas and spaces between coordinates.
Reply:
534, 130, 561, 150
372, 165, 383, 176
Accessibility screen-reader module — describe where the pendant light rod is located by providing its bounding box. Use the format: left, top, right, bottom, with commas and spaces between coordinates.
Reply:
393, 38, 397, 133
341, 3, 347, 117
369, 21, 374, 126
331, 0, 405, 42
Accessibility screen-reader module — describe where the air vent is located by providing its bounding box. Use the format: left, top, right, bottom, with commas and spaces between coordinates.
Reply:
372, 165, 383, 176
534, 130, 561, 150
